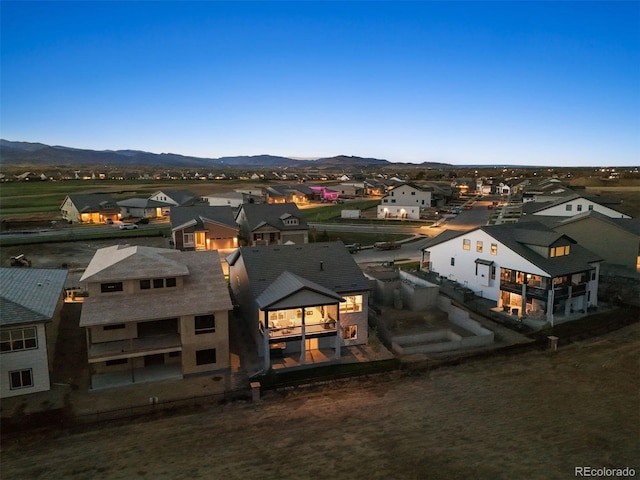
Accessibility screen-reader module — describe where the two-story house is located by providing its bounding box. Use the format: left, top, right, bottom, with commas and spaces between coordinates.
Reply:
235, 203, 309, 246
60, 193, 120, 223
377, 183, 433, 219
79, 245, 233, 389
170, 205, 239, 251
522, 193, 630, 219
421, 222, 602, 325
1, 268, 67, 398
227, 242, 371, 370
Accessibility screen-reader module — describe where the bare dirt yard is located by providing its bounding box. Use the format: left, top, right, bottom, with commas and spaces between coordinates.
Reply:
2, 323, 638, 480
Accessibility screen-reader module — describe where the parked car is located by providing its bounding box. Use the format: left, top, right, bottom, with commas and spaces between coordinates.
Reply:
119, 223, 138, 230
374, 241, 401, 250
105, 218, 114, 224
135, 217, 149, 225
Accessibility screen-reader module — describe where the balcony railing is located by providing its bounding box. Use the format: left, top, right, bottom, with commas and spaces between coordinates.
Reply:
88, 334, 181, 362
261, 319, 337, 343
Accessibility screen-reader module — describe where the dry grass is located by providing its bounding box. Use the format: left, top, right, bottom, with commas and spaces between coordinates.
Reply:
2, 324, 638, 480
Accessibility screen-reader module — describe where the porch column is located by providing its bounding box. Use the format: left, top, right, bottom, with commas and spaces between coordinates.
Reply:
547, 284, 555, 327
299, 309, 306, 365
263, 311, 271, 371
564, 285, 573, 316
335, 304, 341, 360
521, 281, 527, 318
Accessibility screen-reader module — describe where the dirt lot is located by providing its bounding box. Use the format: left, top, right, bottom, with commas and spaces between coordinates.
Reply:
2, 323, 637, 480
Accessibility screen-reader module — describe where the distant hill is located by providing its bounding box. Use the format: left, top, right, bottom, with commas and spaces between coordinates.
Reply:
0, 140, 409, 169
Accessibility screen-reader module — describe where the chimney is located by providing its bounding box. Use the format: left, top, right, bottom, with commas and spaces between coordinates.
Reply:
320, 261, 324, 271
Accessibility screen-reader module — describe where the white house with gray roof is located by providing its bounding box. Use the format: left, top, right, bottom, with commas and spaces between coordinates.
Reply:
227, 242, 371, 370
235, 202, 309, 246
60, 193, 120, 223
1, 268, 67, 398
79, 245, 233, 389
422, 222, 602, 325
522, 193, 630, 219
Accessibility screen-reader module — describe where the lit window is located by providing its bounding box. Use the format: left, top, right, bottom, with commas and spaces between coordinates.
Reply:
463, 239, 471, 250
339, 295, 363, 313
491, 244, 498, 255
195, 314, 215, 334
550, 245, 570, 257
343, 325, 358, 340
1, 327, 37, 352
9, 369, 33, 390
476, 241, 483, 253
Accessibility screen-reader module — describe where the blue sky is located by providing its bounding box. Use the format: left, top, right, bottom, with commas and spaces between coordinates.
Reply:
2, 1, 639, 166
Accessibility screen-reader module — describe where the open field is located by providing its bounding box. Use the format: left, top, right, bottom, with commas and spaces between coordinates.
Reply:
2, 323, 638, 480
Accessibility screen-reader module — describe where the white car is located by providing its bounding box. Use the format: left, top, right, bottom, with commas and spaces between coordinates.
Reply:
119, 223, 138, 230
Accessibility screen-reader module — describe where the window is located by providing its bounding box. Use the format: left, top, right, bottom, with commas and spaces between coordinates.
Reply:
1, 327, 37, 352
105, 358, 128, 366
339, 295, 363, 313
577, 204, 583, 212
183, 233, 195, 246
103, 324, 126, 331
476, 241, 483, 253
153, 278, 164, 289
140, 279, 151, 290
411, 191, 416, 195
491, 266, 496, 280
343, 325, 358, 340
463, 239, 471, 250
491, 244, 498, 255
10, 369, 33, 390
101, 282, 123, 293
588, 204, 594, 211
566, 204, 573, 211
166, 277, 177, 288
550, 245, 570, 257
451, 257, 455, 266
195, 314, 215, 334
196, 348, 217, 365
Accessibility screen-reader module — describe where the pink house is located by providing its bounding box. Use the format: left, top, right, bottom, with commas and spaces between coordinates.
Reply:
310, 186, 340, 201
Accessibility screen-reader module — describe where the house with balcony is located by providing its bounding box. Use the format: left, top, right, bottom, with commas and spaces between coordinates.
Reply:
1, 268, 67, 398
377, 183, 433, 219
235, 202, 309, 246
79, 245, 233, 389
227, 242, 371, 370
60, 193, 120, 223
421, 222, 602, 326
171, 205, 239, 251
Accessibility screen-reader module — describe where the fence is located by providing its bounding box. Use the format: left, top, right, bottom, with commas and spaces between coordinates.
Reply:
1, 387, 252, 434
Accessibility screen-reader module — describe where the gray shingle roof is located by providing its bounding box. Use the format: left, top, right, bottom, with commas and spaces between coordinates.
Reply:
117, 197, 167, 208
170, 205, 238, 232
80, 249, 232, 327
151, 189, 198, 205
555, 210, 640, 236
80, 245, 189, 282
256, 271, 344, 309
65, 193, 119, 213
0, 268, 68, 326
228, 242, 370, 299
238, 203, 309, 232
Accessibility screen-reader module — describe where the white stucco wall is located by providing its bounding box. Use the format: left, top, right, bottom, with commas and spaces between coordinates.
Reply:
425, 229, 550, 302
533, 199, 630, 218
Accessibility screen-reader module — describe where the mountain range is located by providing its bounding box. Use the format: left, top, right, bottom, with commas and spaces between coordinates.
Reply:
0, 140, 451, 169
